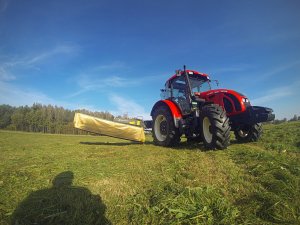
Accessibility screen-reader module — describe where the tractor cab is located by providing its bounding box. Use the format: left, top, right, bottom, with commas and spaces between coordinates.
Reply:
161, 70, 211, 115
164, 70, 211, 93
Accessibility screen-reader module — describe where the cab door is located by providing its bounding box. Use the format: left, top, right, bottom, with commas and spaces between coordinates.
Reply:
169, 75, 191, 115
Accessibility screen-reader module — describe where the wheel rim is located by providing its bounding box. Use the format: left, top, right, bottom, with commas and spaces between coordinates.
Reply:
238, 129, 249, 138
154, 115, 167, 142
203, 117, 213, 143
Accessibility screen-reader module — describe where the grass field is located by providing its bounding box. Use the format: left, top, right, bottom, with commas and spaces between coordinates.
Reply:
0, 122, 299, 224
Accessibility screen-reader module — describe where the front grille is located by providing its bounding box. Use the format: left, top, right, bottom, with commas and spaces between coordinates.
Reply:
223, 98, 233, 113
224, 93, 242, 111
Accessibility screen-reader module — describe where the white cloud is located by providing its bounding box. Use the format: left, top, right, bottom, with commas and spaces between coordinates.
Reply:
104, 76, 135, 87
67, 74, 138, 98
0, 80, 98, 112
0, 66, 16, 81
109, 94, 151, 120
251, 82, 300, 105
67, 62, 168, 98
93, 61, 128, 71
25, 45, 78, 65
222, 21, 300, 48
259, 60, 300, 80
75, 62, 132, 88
251, 90, 292, 105
0, 44, 79, 84
210, 64, 251, 74
229, 60, 300, 90
0, 81, 56, 106
0, 44, 78, 68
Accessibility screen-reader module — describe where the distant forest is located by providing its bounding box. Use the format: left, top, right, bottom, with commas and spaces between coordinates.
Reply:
0, 104, 115, 134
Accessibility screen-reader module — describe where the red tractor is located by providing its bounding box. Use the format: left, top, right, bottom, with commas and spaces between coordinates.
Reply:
151, 66, 275, 149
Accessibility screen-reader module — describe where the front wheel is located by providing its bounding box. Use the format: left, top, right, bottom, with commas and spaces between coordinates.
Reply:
200, 104, 231, 150
234, 123, 262, 142
152, 105, 181, 147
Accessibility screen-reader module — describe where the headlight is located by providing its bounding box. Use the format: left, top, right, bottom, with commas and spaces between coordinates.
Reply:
242, 98, 249, 103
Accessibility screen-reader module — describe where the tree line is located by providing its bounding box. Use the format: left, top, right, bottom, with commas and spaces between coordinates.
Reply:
271, 115, 300, 124
0, 104, 115, 135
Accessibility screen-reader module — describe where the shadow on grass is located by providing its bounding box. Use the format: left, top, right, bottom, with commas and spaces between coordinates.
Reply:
80, 140, 209, 150
173, 137, 232, 151
80, 141, 152, 146
80, 139, 228, 151
173, 141, 207, 151
11, 171, 111, 225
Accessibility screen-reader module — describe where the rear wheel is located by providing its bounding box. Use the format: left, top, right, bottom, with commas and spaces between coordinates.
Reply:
200, 104, 231, 150
234, 123, 262, 142
152, 105, 181, 147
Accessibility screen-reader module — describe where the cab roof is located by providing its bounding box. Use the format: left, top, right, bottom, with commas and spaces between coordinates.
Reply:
167, 70, 210, 82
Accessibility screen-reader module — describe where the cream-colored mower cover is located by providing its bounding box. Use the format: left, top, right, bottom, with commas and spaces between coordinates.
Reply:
74, 113, 145, 142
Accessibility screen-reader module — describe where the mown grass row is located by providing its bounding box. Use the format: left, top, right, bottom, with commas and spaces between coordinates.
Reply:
0, 122, 299, 224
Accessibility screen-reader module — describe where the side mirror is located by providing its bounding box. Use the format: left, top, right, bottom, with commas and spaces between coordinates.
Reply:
211, 79, 219, 87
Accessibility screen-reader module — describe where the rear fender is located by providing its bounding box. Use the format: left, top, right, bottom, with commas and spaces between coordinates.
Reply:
151, 100, 183, 128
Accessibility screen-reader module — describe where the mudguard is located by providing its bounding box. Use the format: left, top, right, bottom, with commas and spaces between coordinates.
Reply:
151, 100, 183, 128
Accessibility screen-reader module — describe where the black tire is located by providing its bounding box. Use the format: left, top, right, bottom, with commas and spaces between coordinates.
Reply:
200, 104, 231, 150
152, 105, 181, 147
234, 123, 262, 142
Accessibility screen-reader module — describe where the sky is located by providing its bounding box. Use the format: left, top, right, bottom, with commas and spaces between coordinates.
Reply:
0, 0, 300, 120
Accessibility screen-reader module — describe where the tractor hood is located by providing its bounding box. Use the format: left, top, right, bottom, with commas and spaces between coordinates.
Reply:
195, 89, 250, 115
197, 89, 247, 99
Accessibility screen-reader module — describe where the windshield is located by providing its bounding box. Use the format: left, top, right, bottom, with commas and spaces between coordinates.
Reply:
189, 75, 211, 93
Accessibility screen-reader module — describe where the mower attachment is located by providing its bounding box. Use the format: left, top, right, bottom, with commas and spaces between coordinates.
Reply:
74, 113, 145, 142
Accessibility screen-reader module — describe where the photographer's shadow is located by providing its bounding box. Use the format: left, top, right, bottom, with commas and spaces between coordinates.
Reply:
11, 171, 111, 225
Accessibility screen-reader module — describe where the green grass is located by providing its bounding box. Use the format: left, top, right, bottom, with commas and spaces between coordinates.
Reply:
0, 122, 299, 224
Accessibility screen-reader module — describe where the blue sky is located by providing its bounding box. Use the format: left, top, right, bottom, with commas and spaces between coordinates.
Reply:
0, 0, 300, 119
